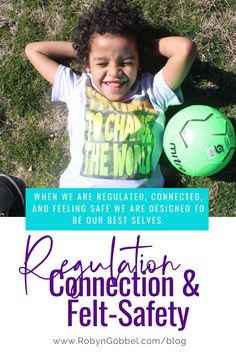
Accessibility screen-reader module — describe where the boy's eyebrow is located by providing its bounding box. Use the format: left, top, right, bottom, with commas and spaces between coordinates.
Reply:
122, 55, 136, 60
92, 57, 107, 61
92, 55, 137, 61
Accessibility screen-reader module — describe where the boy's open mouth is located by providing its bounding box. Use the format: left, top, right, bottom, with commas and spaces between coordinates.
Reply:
104, 81, 126, 89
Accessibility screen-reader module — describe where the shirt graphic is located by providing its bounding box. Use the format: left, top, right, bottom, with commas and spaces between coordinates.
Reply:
81, 86, 160, 180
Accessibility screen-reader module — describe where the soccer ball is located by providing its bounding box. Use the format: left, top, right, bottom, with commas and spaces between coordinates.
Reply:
163, 105, 235, 176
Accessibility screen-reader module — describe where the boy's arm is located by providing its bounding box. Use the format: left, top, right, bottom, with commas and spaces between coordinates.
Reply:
155, 36, 197, 91
25, 41, 76, 85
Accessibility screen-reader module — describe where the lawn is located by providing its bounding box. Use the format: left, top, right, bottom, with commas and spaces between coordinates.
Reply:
0, 0, 235, 215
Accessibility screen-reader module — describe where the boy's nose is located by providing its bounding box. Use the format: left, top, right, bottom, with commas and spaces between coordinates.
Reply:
107, 65, 120, 77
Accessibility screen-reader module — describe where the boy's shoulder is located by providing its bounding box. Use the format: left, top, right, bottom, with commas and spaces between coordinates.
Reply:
137, 70, 183, 111
55, 65, 85, 84
52, 65, 89, 104
138, 70, 166, 93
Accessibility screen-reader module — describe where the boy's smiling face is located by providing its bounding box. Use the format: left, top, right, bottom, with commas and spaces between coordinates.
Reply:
86, 33, 139, 101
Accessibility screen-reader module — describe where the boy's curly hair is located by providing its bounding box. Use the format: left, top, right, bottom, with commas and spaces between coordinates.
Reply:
73, 0, 155, 71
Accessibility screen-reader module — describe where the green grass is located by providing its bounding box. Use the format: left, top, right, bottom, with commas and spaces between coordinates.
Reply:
0, 0, 235, 215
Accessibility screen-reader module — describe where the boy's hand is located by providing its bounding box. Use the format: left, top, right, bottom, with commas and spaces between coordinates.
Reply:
156, 36, 197, 91
25, 41, 76, 85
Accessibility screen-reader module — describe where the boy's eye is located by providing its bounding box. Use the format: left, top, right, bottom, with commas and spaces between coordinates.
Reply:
95, 61, 134, 67
97, 63, 107, 67
122, 61, 133, 66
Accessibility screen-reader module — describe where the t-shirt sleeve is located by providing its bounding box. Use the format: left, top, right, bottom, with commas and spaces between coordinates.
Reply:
51, 65, 81, 106
147, 70, 183, 112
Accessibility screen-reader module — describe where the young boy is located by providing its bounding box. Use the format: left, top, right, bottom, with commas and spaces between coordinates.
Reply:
24, 1, 196, 189
26, 1, 196, 190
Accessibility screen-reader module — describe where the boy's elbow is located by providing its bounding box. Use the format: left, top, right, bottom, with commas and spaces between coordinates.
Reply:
183, 39, 197, 60
25, 42, 37, 59
25, 43, 32, 59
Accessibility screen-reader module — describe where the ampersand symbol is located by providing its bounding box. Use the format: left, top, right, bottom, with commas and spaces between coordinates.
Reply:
183, 269, 199, 297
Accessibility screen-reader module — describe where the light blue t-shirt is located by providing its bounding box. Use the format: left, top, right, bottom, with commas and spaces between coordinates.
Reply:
52, 65, 183, 188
